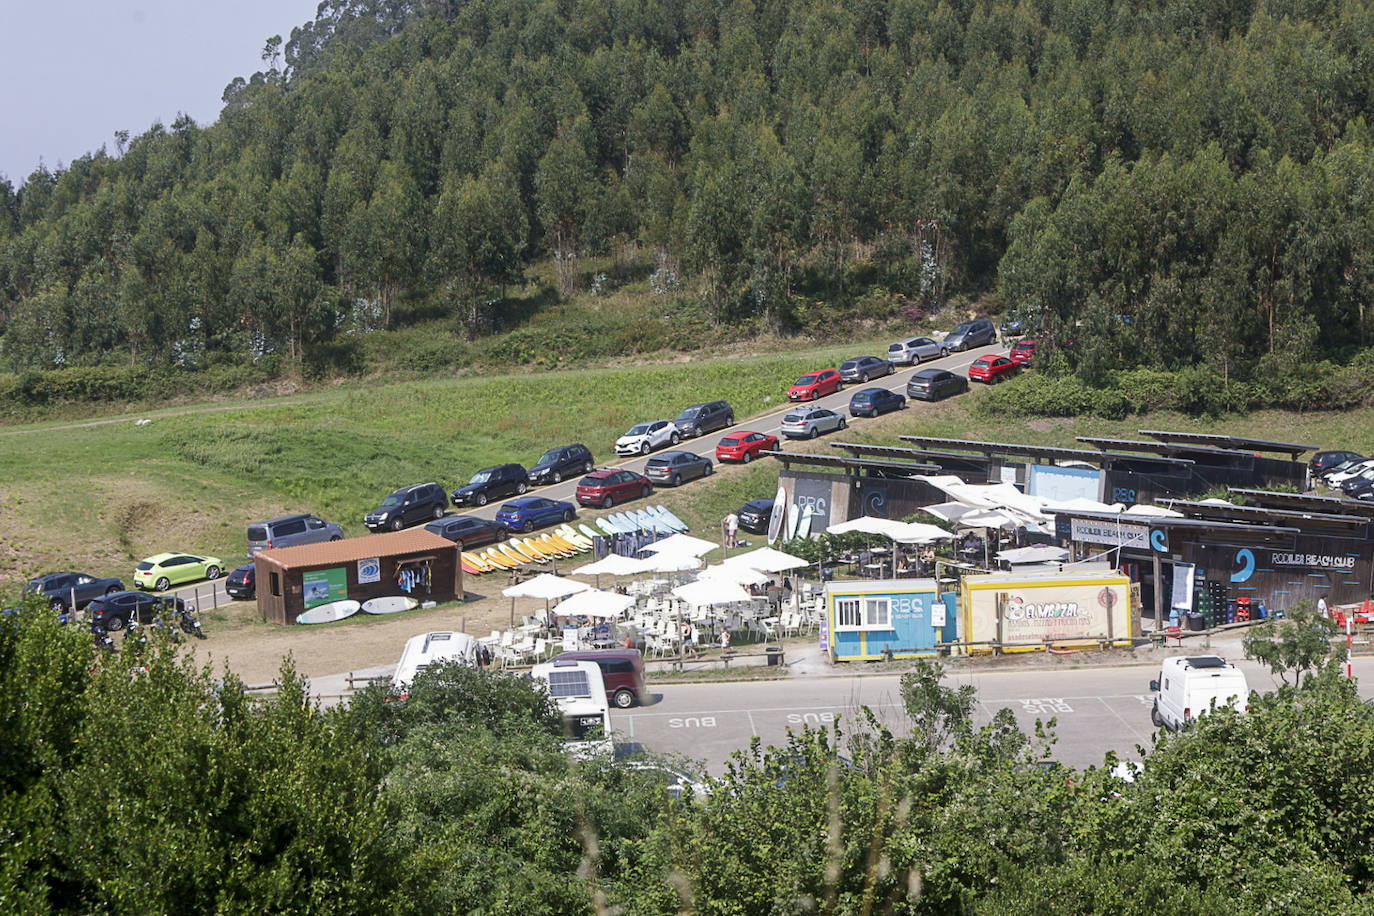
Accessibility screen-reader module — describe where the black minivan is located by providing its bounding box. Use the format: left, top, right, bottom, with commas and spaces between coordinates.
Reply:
364, 483, 447, 532
528, 444, 595, 486
450, 463, 529, 507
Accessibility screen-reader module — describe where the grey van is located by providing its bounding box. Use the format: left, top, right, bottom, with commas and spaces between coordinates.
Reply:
674, 400, 734, 437
247, 513, 345, 554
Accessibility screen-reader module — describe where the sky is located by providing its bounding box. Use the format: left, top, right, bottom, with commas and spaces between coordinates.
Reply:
0, 0, 322, 185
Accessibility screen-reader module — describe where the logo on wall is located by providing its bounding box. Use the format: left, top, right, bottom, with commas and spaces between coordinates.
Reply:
1230, 548, 1255, 583
863, 488, 888, 517
358, 557, 381, 585
1149, 528, 1169, 553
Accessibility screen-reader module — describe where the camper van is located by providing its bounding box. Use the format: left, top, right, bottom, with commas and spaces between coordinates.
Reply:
392, 631, 479, 696
1149, 655, 1250, 732
530, 658, 613, 758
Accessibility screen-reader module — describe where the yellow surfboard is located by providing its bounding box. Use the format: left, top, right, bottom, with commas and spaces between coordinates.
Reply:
483, 548, 516, 569
508, 539, 547, 563
499, 544, 531, 566
462, 551, 493, 572
520, 537, 559, 560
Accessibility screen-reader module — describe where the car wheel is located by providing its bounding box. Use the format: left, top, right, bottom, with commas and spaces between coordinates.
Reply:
703, 463, 712, 476
672, 474, 682, 486
583, 460, 593, 473
725, 414, 734, 425
860, 372, 869, 383
432, 505, 444, 519
640, 442, 650, 455
476, 493, 488, 506
390, 518, 404, 531
940, 348, 948, 357
552, 470, 563, 484
104, 615, 125, 632
641, 486, 651, 499
603, 496, 614, 509
808, 427, 819, 439
49, 598, 65, 612
743, 451, 753, 463
1151, 703, 1164, 728
562, 509, 574, 522
670, 431, 681, 445
838, 418, 847, 429
521, 520, 535, 533
205, 566, 220, 580
517, 482, 528, 494
105, 585, 119, 596
613, 688, 636, 709
155, 577, 170, 591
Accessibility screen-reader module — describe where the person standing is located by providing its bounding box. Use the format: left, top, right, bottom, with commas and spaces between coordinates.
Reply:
1318, 594, 1329, 618
724, 511, 739, 548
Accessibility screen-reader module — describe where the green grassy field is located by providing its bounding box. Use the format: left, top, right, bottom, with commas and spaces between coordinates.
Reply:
1, 339, 1366, 585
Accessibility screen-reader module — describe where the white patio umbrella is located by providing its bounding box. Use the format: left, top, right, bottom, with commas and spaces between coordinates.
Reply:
723, 546, 809, 573
571, 553, 646, 587
640, 533, 718, 557
922, 501, 982, 524
636, 551, 705, 574
826, 516, 911, 538
698, 563, 771, 587
502, 573, 591, 626
888, 521, 956, 543
671, 579, 753, 607
554, 588, 636, 620
997, 544, 1069, 565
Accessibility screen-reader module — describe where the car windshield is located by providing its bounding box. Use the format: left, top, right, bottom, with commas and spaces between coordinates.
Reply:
627, 423, 652, 436
795, 374, 818, 385
382, 493, 405, 507
952, 322, 973, 333
676, 409, 700, 421
720, 437, 740, 447
137, 562, 154, 571
469, 470, 492, 485
536, 449, 559, 465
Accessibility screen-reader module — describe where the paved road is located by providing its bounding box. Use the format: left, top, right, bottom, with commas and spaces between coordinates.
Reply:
612, 657, 1374, 773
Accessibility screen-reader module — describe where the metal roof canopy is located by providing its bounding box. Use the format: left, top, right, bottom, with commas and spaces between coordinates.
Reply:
899, 435, 1194, 467
763, 451, 941, 475
1161, 498, 1369, 529
1053, 507, 1301, 540
1077, 435, 1265, 459
830, 441, 995, 463
1140, 429, 1314, 457
1228, 487, 1374, 517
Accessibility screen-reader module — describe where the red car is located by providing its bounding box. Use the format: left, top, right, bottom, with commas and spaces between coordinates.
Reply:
968, 355, 1020, 384
788, 368, 843, 401
1009, 339, 1035, 366
575, 469, 652, 508
716, 430, 780, 463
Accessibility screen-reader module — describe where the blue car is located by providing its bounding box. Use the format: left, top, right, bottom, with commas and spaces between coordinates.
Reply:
494, 496, 576, 533
848, 387, 907, 418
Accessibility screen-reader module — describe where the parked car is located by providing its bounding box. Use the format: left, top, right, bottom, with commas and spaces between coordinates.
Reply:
944, 319, 997, 351
968, 355, 1020, 384
24, 572, 124, 611
887, 336, 948, 365
225, 563, 256, 600
781, 407, 847, 439
645, 451, 713, 486
1310, 450, 1363, 476
133, 553, 224, 591
839, 356, 894, 384
737, 498, 774, 534
88, 590, 189, 631
1321, 457, 1368, 484
615, 420, 680, 457
1325, 458, 1374, 488
849, 387, 906, 417
622, 759, 712, 800
494, 496, 576, 533
576, 469, 652, 508
907, 368, 969, 401
552, 648, 648, 708
1344, 476, 1374, 500
716, 430, 779, 463
788, 368, 843, 401
424, 515, 507, 549
364, 482, 447, 531
1009, 339, 1036, 367
247, 513, 344, 554
450, 463, 529, 507
528, 443, 595, 486
1339, 466, 1374, 494
673, 400, 734, 437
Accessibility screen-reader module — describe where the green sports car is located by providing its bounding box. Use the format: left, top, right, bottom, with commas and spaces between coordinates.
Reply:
133, 553, 225, 591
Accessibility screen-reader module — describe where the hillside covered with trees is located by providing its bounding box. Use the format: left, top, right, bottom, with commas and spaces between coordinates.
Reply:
1, 0, 1373, 395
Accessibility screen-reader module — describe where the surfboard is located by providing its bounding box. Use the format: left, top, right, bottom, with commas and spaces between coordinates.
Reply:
579, 523, 603, 542
797, 504, 815, 539
554, 527, 590, 549
767, 486, 787, 546
655, 505, 689, 531
541, 534, 577, 555
484, 548, 516, 569
361, 595, 419, 615
508, 539, 547, 563
785, 502, 802, 541
461, 559, 482, 575
461, 551, 492, 572
295, 599, 360, 625
595, 517, 618, 535
609, 512, 635, 533
499, 544, 531, 565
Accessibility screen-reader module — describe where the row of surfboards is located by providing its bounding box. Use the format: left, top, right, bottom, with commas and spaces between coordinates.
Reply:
296, 594, 419, 626
460, 505, 689, 575
765, 489, 816, 546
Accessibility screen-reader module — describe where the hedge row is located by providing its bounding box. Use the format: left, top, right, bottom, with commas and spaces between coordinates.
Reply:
0, 361, 281, 412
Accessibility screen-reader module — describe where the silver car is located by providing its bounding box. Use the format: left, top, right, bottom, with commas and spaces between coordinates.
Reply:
781, 407, 847, 439
887, 336, 948, 365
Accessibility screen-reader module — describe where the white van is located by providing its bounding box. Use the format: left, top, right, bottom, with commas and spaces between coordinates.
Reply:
1149, 655, 1249, 731
530, 658, 613, 758
392, 631, 479, 695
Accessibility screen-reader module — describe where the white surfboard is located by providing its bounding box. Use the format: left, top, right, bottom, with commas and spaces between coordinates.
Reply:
767, 485, 787, 546
797, 504, 815, 539
361, 595, 420, 615
295, 599, 361, 625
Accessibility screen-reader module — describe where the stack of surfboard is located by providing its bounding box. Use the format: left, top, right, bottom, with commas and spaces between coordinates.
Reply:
460, 525, 594, 575
593, 505, 688, 537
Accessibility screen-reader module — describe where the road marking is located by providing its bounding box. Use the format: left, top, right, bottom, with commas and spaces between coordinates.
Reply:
667, 716, 718, 728
746, 709, 757, 735
1017, 698, 1074, 715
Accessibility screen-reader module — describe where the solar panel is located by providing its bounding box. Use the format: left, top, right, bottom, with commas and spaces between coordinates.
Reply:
1185, 656, 1228, 668
547, 669, 592, 698
1139, 429, 1314, 456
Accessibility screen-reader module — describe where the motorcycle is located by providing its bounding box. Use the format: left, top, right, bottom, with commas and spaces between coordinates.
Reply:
90, 621, 115, 652
177, 604, 206, 640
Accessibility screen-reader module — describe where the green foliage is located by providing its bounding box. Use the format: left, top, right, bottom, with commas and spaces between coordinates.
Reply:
1242, 605, 1343, 688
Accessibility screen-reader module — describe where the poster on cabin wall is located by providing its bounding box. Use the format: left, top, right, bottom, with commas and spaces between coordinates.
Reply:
303, 568, 347, 609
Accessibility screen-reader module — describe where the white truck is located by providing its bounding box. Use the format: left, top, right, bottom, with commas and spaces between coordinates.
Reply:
391, 631, 480, 696
1149, 655, 1250, 731
530, 658, 613, 758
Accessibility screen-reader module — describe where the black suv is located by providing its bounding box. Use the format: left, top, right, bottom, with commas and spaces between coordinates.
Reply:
88, 590, 188, 631
737, 499, 775, 535
674, 400, 734, 438
450, 463, 529, 507
528, 444, 595, 486
364, 483, 447, 532
24, 571, 125, 611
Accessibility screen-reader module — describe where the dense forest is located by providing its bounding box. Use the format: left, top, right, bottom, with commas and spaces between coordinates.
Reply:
3, 608, 1372, 914
1, 0, 1373, 390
